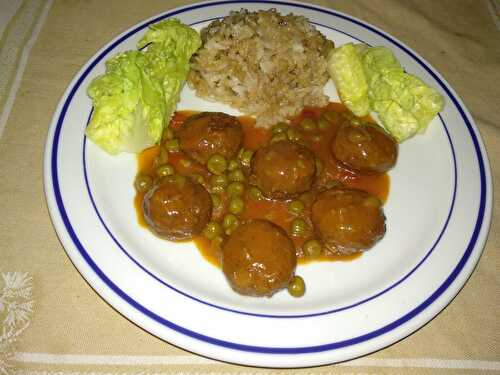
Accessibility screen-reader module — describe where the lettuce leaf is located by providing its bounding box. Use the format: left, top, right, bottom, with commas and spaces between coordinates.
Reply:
327, 43, 370, 117
86, 19, 201, 155
370, 71, 445, 141
360, 46, 403, 87
138, 19, 201, 125
327, 43, 445, 142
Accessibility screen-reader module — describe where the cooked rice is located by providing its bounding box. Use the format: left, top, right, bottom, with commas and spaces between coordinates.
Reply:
187, 9, 333, 127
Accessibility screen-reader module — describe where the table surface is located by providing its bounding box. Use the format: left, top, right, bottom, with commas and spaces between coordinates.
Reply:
1, 0, 499, 374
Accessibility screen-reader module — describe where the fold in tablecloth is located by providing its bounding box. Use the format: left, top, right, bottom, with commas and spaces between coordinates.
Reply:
1, 0, 499, 374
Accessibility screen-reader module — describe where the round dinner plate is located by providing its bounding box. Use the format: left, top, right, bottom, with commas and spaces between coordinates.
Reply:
43, 0, 492, 368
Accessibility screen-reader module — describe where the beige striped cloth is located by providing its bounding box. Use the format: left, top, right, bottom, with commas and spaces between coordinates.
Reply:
1, 0, 499, 374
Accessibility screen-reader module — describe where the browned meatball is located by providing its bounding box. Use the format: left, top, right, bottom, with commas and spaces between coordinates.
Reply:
142, 175, 212, 241
311, 188, 385, 255
176, 112, 243, 164
250, 140, 316, 200
332, 122, 397, 174
222, 220, 297, 297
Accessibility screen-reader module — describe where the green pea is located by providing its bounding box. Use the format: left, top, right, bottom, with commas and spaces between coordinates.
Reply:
322, 111, 341, 123
156, 164, 174, 177
190, 173, 204, 185
210, 174, 228, 188
287, 127, 301, 142
248, 186, 263, 200
303, 239, 322, 258
203, 221, 222, 240
134, 174, 153, 192
288, 275, 306, 297
162, 128, 174, 140
222, 214, 238, 229
229, 197, 245, 214
270, 132, 288, 143
272, 122, 288, 134
317, 118, 331, 130
164, 138, 180, 152
227, 159, 240, 171
227, 182, 244, 197
210, 193, 222, 209
240, 149, 253, 168
288, 200, 304, 215
300, 118, 317, 131
291, 218, 308, 236
207, 154, 227, 175
228, 168, 245, 182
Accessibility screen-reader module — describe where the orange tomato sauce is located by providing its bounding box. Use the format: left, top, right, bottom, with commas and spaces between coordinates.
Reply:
135, 104, 389, 268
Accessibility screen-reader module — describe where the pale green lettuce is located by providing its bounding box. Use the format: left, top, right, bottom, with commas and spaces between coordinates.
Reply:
327, 43, 444, 142
360, 46, 403, 87
86, 19, 201, 155
370, 71, 445, 141
327, 43, 370, 117
138, 19, 202, 125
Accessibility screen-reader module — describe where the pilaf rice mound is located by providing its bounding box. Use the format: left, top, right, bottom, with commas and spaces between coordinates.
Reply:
187, 9, 333, 127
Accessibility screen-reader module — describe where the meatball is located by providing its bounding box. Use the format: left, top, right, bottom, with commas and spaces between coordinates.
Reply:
311, 188, 385, 255
250, 140, 316, 199
222, 220, 297, 297
143, 175, 212, 241
332, 122, 397, 174
176, 112, 243, 164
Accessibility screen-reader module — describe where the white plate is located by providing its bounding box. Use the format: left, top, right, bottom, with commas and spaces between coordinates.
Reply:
43, 0, 492, 368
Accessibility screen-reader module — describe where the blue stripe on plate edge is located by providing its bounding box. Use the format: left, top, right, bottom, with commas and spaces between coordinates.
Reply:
50, 0, 488, 354
81, 16, 458, 319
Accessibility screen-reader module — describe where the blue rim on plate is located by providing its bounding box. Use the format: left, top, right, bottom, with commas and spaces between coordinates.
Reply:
46, 0, 490, 359
81, 18, 459, 319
